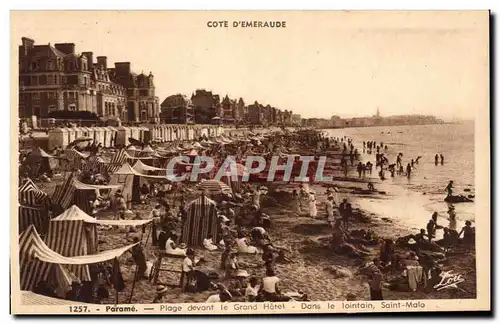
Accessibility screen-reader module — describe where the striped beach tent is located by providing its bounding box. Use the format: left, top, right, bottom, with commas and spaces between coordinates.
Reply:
82, 155, 108, 175
45, 205, 99, 282
18, 178, 49, 206
197, 179, 232, 196
18, 178, 51, 234
52, 175, 122, 215
107, 149, 128, 173
19, 224, 137, 295
61, 149, 89, 171
181, 194, 219, 247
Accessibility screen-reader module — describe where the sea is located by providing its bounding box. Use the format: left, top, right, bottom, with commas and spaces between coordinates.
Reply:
323, 122, 475, 236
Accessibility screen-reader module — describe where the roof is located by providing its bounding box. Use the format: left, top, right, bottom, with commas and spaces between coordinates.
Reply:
51, 205, 97, 222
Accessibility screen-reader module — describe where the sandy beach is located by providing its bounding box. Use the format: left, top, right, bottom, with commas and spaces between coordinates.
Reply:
32, 148, 476, 304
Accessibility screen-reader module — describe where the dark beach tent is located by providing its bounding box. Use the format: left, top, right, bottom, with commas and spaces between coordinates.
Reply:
18, 178, 51, 234
60, 148, 90, 171
181, 194, 219, 247
21, 147, 58, 178
51, 173, 122, 215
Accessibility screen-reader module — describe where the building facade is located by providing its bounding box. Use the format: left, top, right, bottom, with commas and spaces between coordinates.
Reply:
160, 94, 194, 124
191, 89, 220, 124
18, 37, 158, 123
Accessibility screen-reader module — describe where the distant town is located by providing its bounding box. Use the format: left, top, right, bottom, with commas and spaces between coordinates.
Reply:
18, 36, 444, 129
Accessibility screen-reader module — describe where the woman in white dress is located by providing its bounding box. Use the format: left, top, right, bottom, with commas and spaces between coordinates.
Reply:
308, 191, 318, 218
165, 233, 186, 256
291, 189, 301, 216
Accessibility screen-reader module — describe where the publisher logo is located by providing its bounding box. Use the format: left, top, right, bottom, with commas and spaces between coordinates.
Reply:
433, 270, 465, 291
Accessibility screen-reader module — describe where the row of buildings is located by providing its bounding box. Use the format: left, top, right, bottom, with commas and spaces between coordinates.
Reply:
18, 37, 160, 123
160, 91, 299, 126
17, 37, 301, 127
302, 109, 444, 128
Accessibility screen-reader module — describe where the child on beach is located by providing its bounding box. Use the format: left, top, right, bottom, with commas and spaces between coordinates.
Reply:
326, 195, 335, 227
291, 189, 301, 216
308, 191, 318, 218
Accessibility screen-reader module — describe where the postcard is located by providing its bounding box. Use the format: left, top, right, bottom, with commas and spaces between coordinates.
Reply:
10, 10, 490, 315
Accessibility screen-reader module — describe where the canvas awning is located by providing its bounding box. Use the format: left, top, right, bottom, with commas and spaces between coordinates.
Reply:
52, 205, 153, 227
114, 163, 172, 179
20, 225, 138, 265
72, 178, 122, 190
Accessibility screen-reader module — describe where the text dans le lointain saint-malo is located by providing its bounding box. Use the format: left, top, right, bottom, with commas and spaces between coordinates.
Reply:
207, 21, 287, 28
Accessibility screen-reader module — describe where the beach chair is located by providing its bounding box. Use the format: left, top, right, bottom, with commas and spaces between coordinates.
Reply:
151, 252, 185, 287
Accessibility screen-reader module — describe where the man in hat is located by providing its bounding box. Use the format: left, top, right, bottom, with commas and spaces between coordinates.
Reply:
152, 285, 168, 303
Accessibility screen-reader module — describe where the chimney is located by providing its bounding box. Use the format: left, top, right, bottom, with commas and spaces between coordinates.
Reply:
97, 56, 108, 69
20, 37, 35, 56
82, 52, 94, 70
54, 43, 75, 55
114, 62, 131, 76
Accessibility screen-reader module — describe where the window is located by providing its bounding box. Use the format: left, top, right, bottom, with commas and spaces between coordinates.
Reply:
47, 75, 55, 85
31, 76, 38, 86
39, 75, 47, 85
48, 105, 57, 112
47, 92, 55, 100
69, 92, 75, 99
69, 104, 76, 111
31, 61, 39, 71
32, 92, 40, 100
47, 60, 54, 70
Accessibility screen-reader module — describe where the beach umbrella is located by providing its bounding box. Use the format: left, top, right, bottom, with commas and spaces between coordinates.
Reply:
192, 142, 204, 149
198, 179, 232, 195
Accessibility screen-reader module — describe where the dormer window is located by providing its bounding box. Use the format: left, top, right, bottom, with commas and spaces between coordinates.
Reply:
47, 60, 54, 71
31, 61, 39, 71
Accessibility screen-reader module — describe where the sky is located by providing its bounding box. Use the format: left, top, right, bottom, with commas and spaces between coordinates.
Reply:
11, 11, 489, 120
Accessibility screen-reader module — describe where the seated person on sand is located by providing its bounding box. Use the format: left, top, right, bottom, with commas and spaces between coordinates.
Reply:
203, 235, 219, 251
251, 226, 271, 247
387, 252, 424, 292
367, 182, 375, 191
165, 233, 187, 256
258, 268, 291, 302
245, 276, 261, 302
331, 220, 370, 258
224, 250, 247, 279
205, 283, 233, 303
359, 257, 387, 276
458, 220, 475, 248
397, 229, 443, 253
236, 232, 261, 254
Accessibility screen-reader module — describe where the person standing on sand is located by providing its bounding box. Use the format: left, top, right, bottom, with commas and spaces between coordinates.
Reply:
435, 154, 439, 166
426, 212, 443, 242
326, 195, 335, 226
339, 198, 352, 230
368, 270, 384, 300
406, 163, 412, 179
308, 190, 318, 218
357, 162, 363, 178
445, 180, 454, 197
291, 189, 301, 216
440, 154, 444, 165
